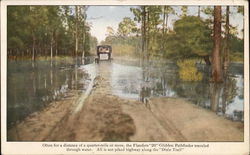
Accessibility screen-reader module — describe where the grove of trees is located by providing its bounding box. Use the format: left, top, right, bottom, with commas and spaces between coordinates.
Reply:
8, 5, 244, 82
7, 6, 98, 61
102, 6, 244, 82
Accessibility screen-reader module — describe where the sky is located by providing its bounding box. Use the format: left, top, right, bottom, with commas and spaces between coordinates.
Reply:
86, 6, 134, 42
86, 6, 244, 43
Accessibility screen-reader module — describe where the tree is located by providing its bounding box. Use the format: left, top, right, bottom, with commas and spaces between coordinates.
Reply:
161, 6, 175, 52
164, 16, 212, 61
237, 6, 244, 15
162, 6, 175, 34
117, 17, 137, 37
130, 6, 162, 60
7, 6, 95, 60
223, 6, 230, 74
75, 6, 79, 58
237, 6, 244, 37
78, 6, 88, 63
180, 6, 188, 18
28, 6, 49, 61
211, 6, 223, 82
106, 26, 115, 37
198, 6, 201, 18
146, 6, 162, 57
83, 31, 91, 55
201, 6, 214, 29
130, 6, 147, 62
7, 6, 30, 58
47, 6, 62, 62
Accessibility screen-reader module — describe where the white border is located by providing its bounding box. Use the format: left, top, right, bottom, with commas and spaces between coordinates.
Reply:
1, 0, 249, 155
0, 0, 248, 5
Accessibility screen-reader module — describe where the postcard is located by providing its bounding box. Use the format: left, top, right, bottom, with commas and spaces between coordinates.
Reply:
1, 0, 249, 154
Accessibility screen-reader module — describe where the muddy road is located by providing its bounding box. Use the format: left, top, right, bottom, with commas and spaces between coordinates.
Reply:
8, 61, 243, 141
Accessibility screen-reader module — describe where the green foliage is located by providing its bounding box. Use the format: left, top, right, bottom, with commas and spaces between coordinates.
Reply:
88, 35, 98, 55
177, 59, 203, 81
130, 7, 142, 22
180, 6, 188, 17
221, 33, 244, 63
102, 34, 141, 57
84, 32, 91, 54
202, 6, 213, 16
106, 26, 115, 37
7, 6, 97, 59
110, 6, 244, 64
112, 44, 136, 57
104, 18, 141, 54
229, 52, 243, 62
163, 6, 175, 16
237, 6, 244, 15
228, 34, 244, 53
164, 16, 212, 59
117, 17, 137, 37
8, 37, 25, 50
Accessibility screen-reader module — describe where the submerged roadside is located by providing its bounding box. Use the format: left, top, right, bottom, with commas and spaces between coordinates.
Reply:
7, 61, 244, 142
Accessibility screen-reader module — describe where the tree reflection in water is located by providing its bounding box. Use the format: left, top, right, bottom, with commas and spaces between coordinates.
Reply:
121, 60, 244, 122
7, 59, 89, 129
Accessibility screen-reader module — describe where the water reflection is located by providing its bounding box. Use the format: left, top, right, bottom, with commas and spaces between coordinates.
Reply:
111, 60, 244, 121
111, 64, 142, 99
7, 58, 244, 129
7, 59, 89, 129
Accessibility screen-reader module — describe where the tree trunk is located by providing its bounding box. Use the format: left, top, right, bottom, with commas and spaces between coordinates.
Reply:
165, 13, 169, 33
32, 32, 35, 61
162, 6, 166, 34
82, 7, 86, 65
55, 33, 58, 58
203, 55, 211, 66
223, 6, 230, 76
82, 31, 85, 65
211, 6, 223, 82
56, 44, 58, 57
50, 35, 53, 66
146, 8, 149, 61
210, 83, 222, 112
75, 6, 79, 59
221, 76, 229, 114
141, 6, 146, 66
198, 6, 200, 17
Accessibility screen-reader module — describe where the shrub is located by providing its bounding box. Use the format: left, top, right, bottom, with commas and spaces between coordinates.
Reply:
177, 59, 203, 81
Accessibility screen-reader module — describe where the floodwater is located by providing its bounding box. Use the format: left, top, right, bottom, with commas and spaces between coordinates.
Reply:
7, 57, 244, 129
109, 59, 244, 122
7, 58, 90, 129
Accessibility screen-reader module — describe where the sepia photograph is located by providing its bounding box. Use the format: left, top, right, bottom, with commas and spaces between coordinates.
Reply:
1, 0, 249, 154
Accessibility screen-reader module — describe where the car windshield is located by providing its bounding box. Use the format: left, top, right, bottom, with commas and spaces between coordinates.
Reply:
98, 46, 111, 53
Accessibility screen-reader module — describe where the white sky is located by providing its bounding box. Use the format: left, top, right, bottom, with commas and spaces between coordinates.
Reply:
86, 6, 134, 43
86, 6, 244, 43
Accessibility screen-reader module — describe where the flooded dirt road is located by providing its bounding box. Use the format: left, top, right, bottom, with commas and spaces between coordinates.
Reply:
8, 60, 243, 141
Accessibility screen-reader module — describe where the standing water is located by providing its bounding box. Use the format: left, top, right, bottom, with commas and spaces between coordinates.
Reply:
7, 58, 244, 130
7, 58, 91, 129
109, 59, 244, 122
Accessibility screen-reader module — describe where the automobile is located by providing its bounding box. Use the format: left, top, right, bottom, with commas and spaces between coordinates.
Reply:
95, 45, 112, 63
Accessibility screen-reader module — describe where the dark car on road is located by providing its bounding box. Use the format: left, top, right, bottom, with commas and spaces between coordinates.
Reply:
95, 45, 112, 63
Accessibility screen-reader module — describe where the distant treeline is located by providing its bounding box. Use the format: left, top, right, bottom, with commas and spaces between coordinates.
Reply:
102, 6, 244, 63
7, 6, 98, 60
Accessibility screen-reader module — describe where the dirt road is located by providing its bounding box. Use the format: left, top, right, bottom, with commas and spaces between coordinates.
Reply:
8, 62, 243, 141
